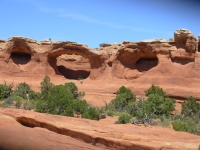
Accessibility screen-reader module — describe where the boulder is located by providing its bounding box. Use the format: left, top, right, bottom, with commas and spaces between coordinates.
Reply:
174, 28, 197, 53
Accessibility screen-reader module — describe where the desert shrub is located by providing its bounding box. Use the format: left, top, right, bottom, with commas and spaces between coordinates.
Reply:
64, 82, 78, 98
107, 103, 116, 111
181, 96, 200, 119
12, 82, 37, 100
3, 97, 14, 107
112, 86, 136, 111
172, 119, 200, 135
0, 103, 6, 108
108, 85, 176, 126
40, 76, 54, 100
127, 98, 149, 119
82, 107, 100, 120
145, 84, 166, 97
106, 110, 115, 117
118, 113, 132, 124
145, 94, 175, 116
77, 91, 85, 100
61, 106, 74, 117
157, 117, 171, 127
35, 100, 48, 113
0, 82, 13, 100
23, 100, 37, 110
46, 84, 74, 115
72, 100, 88, 114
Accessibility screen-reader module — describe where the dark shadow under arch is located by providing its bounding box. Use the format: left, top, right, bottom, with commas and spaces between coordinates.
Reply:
57, 65, 90, 80
10, 52, 31, 65
171, 59, 194, 65
136, 58, 158, 72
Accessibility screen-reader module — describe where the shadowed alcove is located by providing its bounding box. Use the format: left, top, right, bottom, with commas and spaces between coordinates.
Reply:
136, 58, 158, 72
10, 52, 31, 65
56, 54, 91, 80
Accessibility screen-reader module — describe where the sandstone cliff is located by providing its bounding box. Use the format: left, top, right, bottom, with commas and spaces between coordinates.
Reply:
0, 29, 200, 102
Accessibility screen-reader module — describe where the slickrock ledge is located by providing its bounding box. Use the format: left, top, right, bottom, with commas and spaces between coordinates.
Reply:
0, 108, 200, 150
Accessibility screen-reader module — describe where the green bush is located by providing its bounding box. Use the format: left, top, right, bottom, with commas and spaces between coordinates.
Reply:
145, 94, 175, 116
3, 97, 14, 107
61, 106, 74, 117
127, 99, 151, 119
112, 86, 136, 111
23, 100, 36, 110
145, 84, 166, 97
118, 113, 132, 124
35, 100, 48, 113
0, 82, 13, 100
40, 76, 54, 100
46, 84, 74, 115
157, 119, 170, 127
82, 107, 100, 120
72, 100, 88, 114
181, 96, 200, 118
172, 119, 200, 135
64, 82, 78, 98
13, 82, 37, 100
106, 110, 115, 117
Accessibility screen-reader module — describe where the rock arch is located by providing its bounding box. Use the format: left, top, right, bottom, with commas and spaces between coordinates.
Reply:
47, 43, 107, 80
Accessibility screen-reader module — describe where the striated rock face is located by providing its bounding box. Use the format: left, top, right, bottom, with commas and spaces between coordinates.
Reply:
0, 29, 200, 101
1, 108, 200, 150
174, 28, 197, 53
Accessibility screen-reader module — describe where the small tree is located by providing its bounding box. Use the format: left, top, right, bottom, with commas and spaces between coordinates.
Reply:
181, 96, 200, 118
0, 82, 13, 100
82, 107, 100, 120
64, 82, 78, 98
145, 84, 166, 97
47, 84, 74, 115
112, 86, 136, 111
13, 82, 36, 100
40, 76, 54, 100
118, 113, 132, 124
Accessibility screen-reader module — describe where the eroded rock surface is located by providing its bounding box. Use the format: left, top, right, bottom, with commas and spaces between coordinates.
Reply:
0, 28, 200, 104
0, 108, 200, 150
174, 28, 197, 53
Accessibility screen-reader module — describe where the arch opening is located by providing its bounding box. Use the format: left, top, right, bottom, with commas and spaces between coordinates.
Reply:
108, 61, 112, 67
10, 52, 31, 65
56, 54, 91, 80
136, 57, 158, 72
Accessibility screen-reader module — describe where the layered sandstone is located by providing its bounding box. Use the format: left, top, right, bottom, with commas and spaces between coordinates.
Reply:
0, 108, 200, 150
0, 29, 200, 103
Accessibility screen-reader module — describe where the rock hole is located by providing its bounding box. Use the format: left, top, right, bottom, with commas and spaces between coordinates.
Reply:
10, 52, 31, 65
108, 61, 112, 67
171, 59, 194, 65
136, 58, 158, 72
56, 54, 91, 80
57, 66, 90, 79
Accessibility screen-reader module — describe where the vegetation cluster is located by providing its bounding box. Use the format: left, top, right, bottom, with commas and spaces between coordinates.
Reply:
0, 76, 100, 120
0, 77, 200, 136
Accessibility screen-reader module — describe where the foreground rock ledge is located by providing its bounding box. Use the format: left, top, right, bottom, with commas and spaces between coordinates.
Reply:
0, 108, 200, 150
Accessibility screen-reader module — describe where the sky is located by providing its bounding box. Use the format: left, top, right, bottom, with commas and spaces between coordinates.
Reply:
1, 0, 200, 48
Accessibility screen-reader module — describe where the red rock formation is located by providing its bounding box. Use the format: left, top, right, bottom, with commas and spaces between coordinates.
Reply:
0, 29, 200, 103
1, 108, 200, 150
